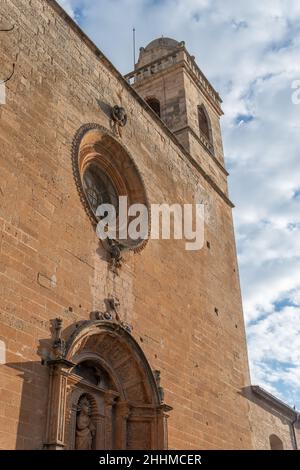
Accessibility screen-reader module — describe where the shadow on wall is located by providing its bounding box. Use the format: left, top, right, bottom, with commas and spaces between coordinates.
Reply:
240, 386, 296, 450
1, 320, 81, 450
2, 314, 166, 451
2, 360, 49, 450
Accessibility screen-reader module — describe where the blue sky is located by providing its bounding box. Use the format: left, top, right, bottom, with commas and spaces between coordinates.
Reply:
58, 0, 300, 409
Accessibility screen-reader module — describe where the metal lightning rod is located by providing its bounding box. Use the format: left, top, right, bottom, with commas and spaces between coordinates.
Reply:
133, 27, 136, 69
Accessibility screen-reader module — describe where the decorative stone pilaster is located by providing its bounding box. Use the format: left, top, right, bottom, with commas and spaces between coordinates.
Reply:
115, 401, 131, 450
104, 391, 117, 450
44, 360, 74, 450
94, 412, 106, 450
156, 404, 173, 450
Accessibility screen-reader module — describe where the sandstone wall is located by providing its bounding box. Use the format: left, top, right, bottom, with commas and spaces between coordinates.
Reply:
249, 398, 296, 450
0, 0, 252, 449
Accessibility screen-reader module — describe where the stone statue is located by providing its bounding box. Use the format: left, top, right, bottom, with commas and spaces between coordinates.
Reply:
154, 370, 165, 404
111, 105, 127, 137
75, 396, 96, 450
52, 318, 66, 360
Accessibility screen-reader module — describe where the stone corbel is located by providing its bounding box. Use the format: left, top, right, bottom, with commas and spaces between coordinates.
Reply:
111, 105, 127, 138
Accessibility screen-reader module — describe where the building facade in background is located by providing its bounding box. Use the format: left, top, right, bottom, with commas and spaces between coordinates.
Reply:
0, 0, 298, 450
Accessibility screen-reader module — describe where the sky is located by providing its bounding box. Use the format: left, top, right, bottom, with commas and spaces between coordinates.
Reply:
58, 0, 300, 409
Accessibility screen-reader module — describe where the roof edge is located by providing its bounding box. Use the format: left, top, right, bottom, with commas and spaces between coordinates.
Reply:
47, 0, 233, 208
252, 385, 299, 421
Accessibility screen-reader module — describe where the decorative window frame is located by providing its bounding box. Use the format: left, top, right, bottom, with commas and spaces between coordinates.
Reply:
71, 123, 151, 254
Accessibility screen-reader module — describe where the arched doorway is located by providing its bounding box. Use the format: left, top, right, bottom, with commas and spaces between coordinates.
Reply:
44, 319, 171, 450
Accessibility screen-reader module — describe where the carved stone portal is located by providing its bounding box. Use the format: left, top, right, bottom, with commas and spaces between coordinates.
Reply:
44, 319, 172, 450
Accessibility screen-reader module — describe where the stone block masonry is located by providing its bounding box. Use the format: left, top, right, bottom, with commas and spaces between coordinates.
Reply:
0, 0, 255, 449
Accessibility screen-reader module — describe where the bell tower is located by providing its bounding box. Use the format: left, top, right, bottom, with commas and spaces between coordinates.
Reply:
125, 37, 229, 196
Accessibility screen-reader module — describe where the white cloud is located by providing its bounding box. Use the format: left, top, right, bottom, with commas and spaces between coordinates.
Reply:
57, 0, 300, 408
248, 305, 300, 407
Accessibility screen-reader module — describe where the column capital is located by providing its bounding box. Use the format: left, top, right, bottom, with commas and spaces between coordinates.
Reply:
104, 390, 118, 406
116, 401, 131, 419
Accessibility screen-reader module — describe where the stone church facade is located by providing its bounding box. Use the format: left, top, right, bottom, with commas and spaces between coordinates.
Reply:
0, 0, 299, 450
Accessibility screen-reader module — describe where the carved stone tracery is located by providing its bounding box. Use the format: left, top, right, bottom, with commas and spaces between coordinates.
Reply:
71, 124, 151, 263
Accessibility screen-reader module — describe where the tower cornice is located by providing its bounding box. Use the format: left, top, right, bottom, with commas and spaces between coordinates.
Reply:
125, 45, 223, 117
